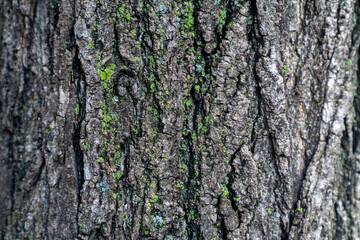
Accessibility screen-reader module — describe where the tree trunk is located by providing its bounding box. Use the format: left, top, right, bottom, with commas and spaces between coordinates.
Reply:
1, 0, 359, 239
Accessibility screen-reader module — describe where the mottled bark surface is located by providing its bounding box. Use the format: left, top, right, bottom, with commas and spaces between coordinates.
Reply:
1, 0, 360, 239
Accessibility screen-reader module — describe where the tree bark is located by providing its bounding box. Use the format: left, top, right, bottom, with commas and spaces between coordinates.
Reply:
1, 0, 360, 239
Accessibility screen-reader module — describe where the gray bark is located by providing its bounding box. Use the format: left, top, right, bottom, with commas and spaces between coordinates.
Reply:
0, 0, 359, 239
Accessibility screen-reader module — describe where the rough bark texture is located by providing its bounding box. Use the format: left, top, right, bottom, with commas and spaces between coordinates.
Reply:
1, 0, 360, 239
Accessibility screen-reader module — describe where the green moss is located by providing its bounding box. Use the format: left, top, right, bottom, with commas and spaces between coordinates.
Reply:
98, 63, 116, 92
205, 116, 211, 124
176, 181, 185, 190
118, 4, 131, 21
195, 85, 200, 93
113, 170, 123, 180
219, 9, 227, 28
283, 65, 289, 75
150, 192, 159, 203
185, 2, 194, 30
84, 141, 90, 149
182, 97, 192, 110
87, 41, 94, 49
248, 15, 252, 25
191, 132, 196, 140
75, 104, 79, 115
222, 186, 229, 196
